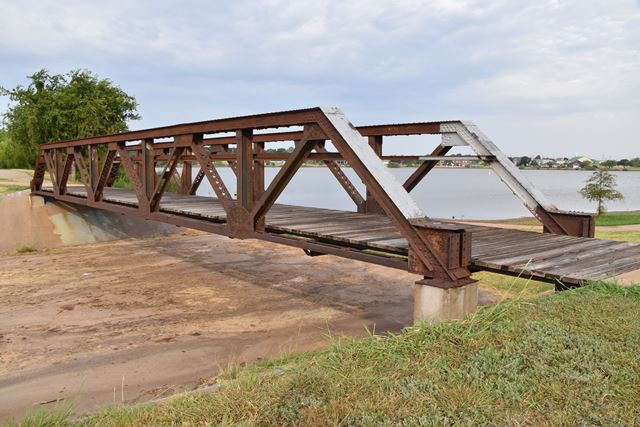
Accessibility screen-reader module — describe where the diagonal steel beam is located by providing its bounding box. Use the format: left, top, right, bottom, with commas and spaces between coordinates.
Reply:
105, 161, 120, 187
192, 139, 234, 212
251, 133, 319, 227
43, 150, 58, 194
220, 144, 238, 174
94, 149, 117, 202
150, 146, 185, 211
58, 151, 74, 195
72, 148, 94, 199
188, 169, 205, 195
116, 144, 148, 211
315, 142, 365, 212
403, 144, 452, 192
441, 121, 571, 235
316, 107, 458, 280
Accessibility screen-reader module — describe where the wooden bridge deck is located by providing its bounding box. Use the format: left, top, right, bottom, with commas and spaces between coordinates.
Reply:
41, 186, 640, 286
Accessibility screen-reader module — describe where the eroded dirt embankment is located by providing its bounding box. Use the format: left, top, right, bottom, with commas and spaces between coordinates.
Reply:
0, 190, 176, 254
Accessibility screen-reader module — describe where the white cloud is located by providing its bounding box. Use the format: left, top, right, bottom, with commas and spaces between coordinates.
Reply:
444, 0, 640, 113
1, 0, 639, 157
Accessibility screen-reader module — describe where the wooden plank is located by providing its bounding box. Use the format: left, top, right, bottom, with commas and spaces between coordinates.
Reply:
474, 236, 587, 261
526, 242, 639, 273
482, 238, 611, 266
547, 244, 640, 277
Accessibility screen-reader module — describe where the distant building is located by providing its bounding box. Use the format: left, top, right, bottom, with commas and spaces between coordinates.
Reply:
569, 156, 594, 164
540, 158, 557, 168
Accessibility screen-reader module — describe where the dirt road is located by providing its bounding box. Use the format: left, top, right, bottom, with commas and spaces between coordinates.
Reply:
0, 231, 501, 421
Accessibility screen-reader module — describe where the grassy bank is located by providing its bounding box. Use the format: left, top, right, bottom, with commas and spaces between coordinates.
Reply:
0, 170, 33, 200
0, 184, 29, 197
596, 211, 640, 226
484, 211, 640, 227
14, 283, 640, 426
597, 230, 640, 243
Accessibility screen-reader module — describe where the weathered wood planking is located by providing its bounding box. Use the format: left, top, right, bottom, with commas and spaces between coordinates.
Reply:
48, 187, 640, 285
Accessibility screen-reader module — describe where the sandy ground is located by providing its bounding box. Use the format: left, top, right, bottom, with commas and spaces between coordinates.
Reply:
0, 231, 501, 421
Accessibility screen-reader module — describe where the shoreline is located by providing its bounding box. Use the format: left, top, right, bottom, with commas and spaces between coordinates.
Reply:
214, 164, 640, 172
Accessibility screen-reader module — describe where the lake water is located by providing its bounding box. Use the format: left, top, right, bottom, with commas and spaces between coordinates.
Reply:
193, 168, 640, 220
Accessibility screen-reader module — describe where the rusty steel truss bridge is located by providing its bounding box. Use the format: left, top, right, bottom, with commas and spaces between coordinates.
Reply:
31, 107, 640, 297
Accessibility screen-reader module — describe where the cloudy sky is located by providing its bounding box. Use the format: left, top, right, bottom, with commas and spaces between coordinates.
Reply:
1, 0, 639, 158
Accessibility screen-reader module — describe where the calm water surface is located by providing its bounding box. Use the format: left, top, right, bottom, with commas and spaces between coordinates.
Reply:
194, 168, 640, 220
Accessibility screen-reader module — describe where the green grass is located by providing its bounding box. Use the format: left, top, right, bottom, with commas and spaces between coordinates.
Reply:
15, 245, 37, 254
0, 184, 30, 195
596, 211, 640, 226
477, 211, 640, 228
596, 230, 640, 243
6, 406, 73, 427
472, 271, 553, 296
111, 173, 132, 189
12, 283, 640, 426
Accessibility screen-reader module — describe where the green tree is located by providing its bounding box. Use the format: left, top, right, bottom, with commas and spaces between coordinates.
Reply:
0, 69, 140, 168
579, 168, 624, 215
517, 156, 531, 167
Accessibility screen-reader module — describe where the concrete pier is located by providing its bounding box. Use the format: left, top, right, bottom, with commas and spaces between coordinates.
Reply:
413, 279, 479, 322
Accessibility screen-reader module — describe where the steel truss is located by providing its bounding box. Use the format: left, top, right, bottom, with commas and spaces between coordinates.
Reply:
31, 107, 594, 288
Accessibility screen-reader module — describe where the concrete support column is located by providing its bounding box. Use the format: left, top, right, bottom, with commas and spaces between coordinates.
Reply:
413, 278, 478, 323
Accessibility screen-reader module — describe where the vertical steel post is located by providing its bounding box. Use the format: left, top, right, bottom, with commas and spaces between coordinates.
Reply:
53, 149, 62, 196
90, 146, 98, 195
253, 141, 265, 202
236, 129, 254, 210
142, 138, 155, 202
180, 150, 193, 194
365, 135, 385, 214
